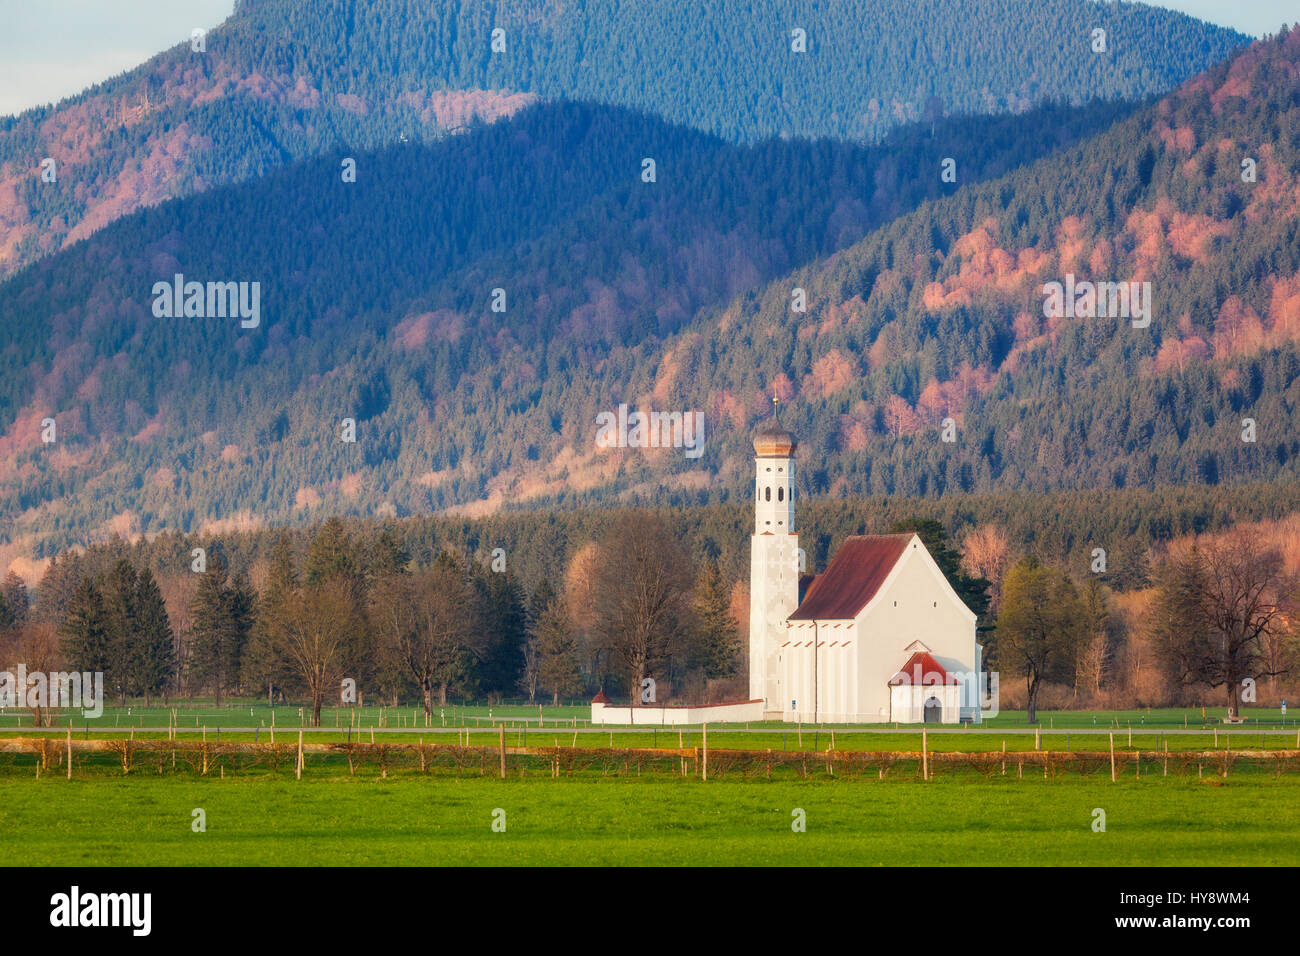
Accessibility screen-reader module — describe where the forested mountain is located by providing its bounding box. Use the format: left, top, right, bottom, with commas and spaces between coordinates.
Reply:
655, 26, 1300, 501
0, 92, 1141, 560
2, 29, 1298, 569
0, 0, 1248, 276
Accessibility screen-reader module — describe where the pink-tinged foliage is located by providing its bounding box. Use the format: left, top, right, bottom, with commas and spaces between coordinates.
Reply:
802, 349, 858, 399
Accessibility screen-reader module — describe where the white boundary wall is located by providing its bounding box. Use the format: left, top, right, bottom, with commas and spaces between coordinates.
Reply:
591, 699, 766, 726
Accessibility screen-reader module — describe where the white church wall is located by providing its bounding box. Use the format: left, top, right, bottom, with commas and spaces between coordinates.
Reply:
856, 540, 978, 722
780, 622, 862, 723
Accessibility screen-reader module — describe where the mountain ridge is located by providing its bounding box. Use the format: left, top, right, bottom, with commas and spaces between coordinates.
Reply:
0, 0, 1250, 276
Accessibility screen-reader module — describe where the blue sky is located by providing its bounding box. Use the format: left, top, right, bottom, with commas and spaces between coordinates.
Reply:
0, 1, 1293, 117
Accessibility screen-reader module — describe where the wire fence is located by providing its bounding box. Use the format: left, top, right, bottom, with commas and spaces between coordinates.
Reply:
4, 734, 1300, 781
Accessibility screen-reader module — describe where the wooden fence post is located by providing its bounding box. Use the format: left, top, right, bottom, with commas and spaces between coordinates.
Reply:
66, 728, 72, 780
922, 728, 928, 781
702, 723, 708, 781
1109, 732, 1116, 782
499, 724, 506, 779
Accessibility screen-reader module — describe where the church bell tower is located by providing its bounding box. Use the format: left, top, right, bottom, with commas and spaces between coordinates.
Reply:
748, 400, 798, 718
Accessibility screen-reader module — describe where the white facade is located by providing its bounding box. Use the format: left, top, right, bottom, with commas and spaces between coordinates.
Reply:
889, 683, 962, 724
779, 538, 982, 724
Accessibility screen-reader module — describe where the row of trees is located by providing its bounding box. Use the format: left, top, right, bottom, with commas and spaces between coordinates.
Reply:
993, 529, 1300, 722
8, 505, 1300, 724
8, 514, 742, 725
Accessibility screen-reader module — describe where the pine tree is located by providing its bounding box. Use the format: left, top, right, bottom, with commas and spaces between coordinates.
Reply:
305, 517, 358, 586
101, 559, 139, 704
245, 532, 297, 706
59, 579, 111, 674
369, 524, 410, 578
1, 571, 28, 629
889, 517, 992, 620
133, 567, 175, 706
692, 561, 741, 679
535, 596, 582, 707
187, 559, 249, 706
477, 568, 527, 700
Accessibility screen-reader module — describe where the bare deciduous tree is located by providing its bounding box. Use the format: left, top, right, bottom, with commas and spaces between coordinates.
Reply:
1150, 531, 1299, 718
280, 580, 357, 726
961, 523, 1011, 612
589, 514, 693, 701
373, 556, 479, 713
535, 596, 582, 706
1073, 579, 1112, 700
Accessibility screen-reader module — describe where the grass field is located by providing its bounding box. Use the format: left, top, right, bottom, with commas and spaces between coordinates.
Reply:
5, 702, 1295, 866
3, 773, 1298, 866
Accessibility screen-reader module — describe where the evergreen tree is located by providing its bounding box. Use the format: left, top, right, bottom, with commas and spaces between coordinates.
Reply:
369, 524, 411, 578
1, 571, 28, 630
101, 559, 139, 704
59, 579, 111, 674
133, 568, 175, 705
692, 561, 740, 679
305, 517, 358, 586
245, 532, 297, 705
889, 518, 992, 620
476, 568, 527, 700
187, 560, 248, 706
535, 596, 582, 707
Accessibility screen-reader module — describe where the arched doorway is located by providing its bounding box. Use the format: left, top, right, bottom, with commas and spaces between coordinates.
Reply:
923, 696, 943, 724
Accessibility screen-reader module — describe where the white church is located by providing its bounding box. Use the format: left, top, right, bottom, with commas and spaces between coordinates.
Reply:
592, 408, 986, 726
747, 413, 984, 725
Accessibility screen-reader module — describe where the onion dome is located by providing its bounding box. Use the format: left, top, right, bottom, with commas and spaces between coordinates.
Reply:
753, 419, 797, 458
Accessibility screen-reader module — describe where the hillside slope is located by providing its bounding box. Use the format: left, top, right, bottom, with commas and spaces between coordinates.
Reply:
0, 95, 1139, 558
630, 27, 1300, 501
4, 30, 1300, 567
0, 0, 1248, 276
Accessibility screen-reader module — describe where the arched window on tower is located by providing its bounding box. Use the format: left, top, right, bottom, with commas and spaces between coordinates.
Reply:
764, 487, 771, 502
777, 487, 784, 502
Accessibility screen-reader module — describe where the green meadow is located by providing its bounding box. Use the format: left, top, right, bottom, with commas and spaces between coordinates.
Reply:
3, 774, 1298, 866
5, 702, 1297, 866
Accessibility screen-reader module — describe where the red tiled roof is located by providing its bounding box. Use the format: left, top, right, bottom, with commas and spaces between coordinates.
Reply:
591, 690, 611, 704
888, 651, 958, 686
788, 534, 912, 620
